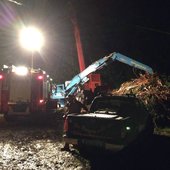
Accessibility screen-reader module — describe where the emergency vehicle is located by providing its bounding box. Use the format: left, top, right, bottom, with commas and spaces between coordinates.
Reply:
0, 65, 57, 120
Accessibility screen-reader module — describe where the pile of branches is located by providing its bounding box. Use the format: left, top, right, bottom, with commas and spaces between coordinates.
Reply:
112, 74, 170, 127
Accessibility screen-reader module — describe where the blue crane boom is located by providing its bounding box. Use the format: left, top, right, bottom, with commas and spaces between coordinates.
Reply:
65, 52, 153, 97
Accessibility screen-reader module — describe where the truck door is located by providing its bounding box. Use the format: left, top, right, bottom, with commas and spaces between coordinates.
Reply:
31, 73, 44, 112
8, 72, 31, 115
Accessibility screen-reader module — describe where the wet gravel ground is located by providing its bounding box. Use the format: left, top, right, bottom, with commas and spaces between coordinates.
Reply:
0, 114, 90, 170
0, 114, 169, 170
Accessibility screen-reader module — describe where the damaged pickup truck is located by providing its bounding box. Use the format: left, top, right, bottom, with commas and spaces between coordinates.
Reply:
63, 95, 154, 152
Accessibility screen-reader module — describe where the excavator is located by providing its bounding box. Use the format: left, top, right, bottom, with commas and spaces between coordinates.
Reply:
51, 52, 153, 105
64, 52, 153, 98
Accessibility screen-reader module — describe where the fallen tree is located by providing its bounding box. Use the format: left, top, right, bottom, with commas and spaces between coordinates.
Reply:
112, 74, 170, 127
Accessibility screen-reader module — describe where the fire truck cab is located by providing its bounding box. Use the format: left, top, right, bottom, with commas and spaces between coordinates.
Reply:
0, 65, 57, 120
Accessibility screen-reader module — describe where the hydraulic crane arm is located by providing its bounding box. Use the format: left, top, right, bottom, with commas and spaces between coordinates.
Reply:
65, 52, 153, 96
110, 53, 153, 74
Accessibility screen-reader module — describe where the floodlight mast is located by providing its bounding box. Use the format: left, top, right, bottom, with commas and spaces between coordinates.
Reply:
19, 26, 44, 70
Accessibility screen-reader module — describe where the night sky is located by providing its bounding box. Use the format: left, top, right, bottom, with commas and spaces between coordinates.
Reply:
0, 0, 169, 86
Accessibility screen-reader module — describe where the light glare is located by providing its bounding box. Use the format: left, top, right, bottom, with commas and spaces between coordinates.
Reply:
19, 26, 44, 51
39, 99, 44, 104
0, 75, 3, 79
38, 75, 43, 80
15, 66, 28, 76
126, 126, 131, 130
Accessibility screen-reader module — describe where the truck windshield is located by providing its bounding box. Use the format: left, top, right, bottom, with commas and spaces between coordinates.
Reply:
90, 97, 140, 114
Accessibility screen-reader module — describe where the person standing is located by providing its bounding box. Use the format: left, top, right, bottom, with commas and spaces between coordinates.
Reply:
61, 95, 88, 151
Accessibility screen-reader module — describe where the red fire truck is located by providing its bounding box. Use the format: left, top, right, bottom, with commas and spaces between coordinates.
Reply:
0, 65, 57, 120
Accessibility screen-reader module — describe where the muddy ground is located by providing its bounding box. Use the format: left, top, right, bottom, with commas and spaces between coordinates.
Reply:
0, 114, 169, 170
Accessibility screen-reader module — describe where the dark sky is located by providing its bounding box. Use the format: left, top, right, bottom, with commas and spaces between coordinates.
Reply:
0, 0, 170, 84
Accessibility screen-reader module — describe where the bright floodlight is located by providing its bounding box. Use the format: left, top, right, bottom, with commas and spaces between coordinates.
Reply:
15, 66, 28, 76
19, 26, 44, 51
